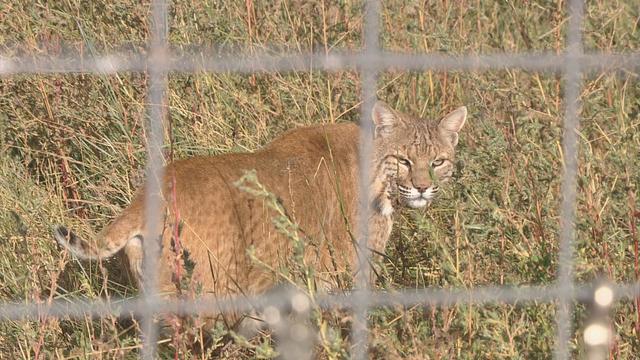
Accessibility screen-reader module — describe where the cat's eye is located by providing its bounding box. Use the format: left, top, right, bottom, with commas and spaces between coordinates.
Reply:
398, 158, 411, 167
431, 159, 445, 167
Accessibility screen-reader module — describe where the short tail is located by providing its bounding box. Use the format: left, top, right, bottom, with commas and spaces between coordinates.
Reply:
53, 225, 131, 260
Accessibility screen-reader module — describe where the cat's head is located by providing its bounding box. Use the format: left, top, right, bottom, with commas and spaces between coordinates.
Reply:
371, 101, 467, 213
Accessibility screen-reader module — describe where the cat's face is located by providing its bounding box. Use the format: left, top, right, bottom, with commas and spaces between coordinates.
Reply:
372, 102, 466, 212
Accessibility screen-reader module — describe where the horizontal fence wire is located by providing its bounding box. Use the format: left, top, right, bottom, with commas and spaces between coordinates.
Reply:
1, 282, 640, 322
1, 51, 640, 74
1, 0, 640, 357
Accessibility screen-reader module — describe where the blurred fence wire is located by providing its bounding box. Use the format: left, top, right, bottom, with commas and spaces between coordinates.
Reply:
1, 0, 640, 359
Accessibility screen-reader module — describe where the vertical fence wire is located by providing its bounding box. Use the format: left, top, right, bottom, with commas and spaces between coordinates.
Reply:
141, 0, 169, 358
352, 0, 381, 358
555, 0, 585, 359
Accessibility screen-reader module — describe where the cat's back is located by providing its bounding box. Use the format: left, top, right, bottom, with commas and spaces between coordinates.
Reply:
261, 122, 359, 154
158, 122, 360, 220
165, 122, 359, 187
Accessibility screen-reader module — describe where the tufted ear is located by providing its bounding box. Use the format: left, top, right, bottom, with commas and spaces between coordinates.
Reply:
438, 106, 467, 146
372, 101, 401, 138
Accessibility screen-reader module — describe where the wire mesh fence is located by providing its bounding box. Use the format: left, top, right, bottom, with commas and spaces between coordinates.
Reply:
1, 0, 639, 358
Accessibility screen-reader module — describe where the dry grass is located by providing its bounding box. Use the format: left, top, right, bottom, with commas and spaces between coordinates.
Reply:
0, 0, 639, 358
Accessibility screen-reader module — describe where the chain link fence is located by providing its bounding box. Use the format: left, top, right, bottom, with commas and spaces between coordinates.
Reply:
1, 0, 640, 358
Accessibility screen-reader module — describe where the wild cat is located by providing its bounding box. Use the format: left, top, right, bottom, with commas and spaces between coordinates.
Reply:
54, 101, 466, 326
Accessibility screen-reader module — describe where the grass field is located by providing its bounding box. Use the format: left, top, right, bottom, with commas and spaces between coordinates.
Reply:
1, 0, 639, 358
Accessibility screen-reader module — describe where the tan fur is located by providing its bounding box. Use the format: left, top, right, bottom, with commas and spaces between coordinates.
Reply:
54, 102, 466, 323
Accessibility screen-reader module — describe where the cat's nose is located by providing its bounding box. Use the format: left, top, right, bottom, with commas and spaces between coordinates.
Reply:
415, 186, 429, 193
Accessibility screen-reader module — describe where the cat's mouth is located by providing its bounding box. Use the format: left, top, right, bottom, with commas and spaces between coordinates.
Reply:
396, 185, 439, 208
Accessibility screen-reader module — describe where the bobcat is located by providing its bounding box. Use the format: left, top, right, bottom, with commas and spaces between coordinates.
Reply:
54, 101, 466, 321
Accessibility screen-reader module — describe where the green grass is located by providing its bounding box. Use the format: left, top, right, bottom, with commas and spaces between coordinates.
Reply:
1, 0, 639, 358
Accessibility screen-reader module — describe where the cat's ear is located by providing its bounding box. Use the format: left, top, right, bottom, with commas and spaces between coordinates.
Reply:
438, 106, 467, 147
372, 101, 401, 138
